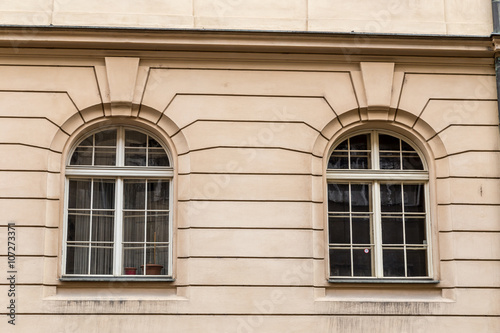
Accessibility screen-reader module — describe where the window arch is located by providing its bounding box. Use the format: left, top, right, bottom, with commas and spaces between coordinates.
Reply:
326, 130, 431, 280
63, 126, 173, 278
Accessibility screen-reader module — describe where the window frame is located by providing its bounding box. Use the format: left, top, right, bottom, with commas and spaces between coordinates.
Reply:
61, 125, 174, 281
326, 130, 435, 283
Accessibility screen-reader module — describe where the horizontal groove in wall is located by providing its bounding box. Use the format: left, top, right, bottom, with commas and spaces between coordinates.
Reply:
0, 197, 59, 200
0, 169, 60, 174
435, 150, 500, 160
0, 143, 62, 154
177, 256, 323, 260
178, 146, 322, 158
2, 312, 499, 317
178, 226, 323, 231
437, 203, 500, 206
178, 199, 323, 203
440, 259, 500, 262
0, 225, 59, 228
178, 172, 323, 177
436, 176, 500, 180
439, 230, 500, 233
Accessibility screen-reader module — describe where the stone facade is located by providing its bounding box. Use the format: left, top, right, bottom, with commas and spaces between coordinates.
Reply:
0, 1, 499, 332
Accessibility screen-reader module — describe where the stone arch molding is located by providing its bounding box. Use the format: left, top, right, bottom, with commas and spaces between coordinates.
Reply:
48, 56, 189, 161
313, 61, 449, 162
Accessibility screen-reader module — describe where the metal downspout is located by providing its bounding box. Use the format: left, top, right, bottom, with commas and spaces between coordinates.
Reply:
493, 1, 500, 128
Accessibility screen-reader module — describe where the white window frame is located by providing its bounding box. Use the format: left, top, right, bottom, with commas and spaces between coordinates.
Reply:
61, 126, 174, 280
326, 130, 434, 282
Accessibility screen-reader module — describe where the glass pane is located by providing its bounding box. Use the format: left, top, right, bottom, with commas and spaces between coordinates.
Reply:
148, 148, 169, 167
91, 210, 114, 242
328, 153, 348, 169
70, 147, 92, 165
125, 148, 147, 166
402, 153, 424, 170
328, 216, 350, 244
379, 134, 400, 151
405, 217, 426, 244
407, 250, 427, 277
65, 245, 88, 274
147, 212, 169, 243
123, 211, 145, 242
350, 134, 369, 150
123, 180, 146, 209
351, 184, 370, 212
94, 147, 116, 166
79, 136, 93, 146
68, 179, 91, 209
401, 141, 415, 152
380, 153, 401, 170
334, 139, 348, 151
404, 184, 425, 212
382, 217, 404, 244
148, 137, 163, 148
383, 249, 405, 277
353, 248, 372, 276
125, 130, 147, 147
67, 211, 90, 241
94, 129, 116, 147
328, 184, 349, 212
145, 244, 168, 275
352, 217, 371, 244
92, 179, 115, 209
147, 180, 170, 210
350, 152, 370, 169
123, 243, 144, 275
90, 245, 113, 275
330, 248, 351, 276
380, 184, 402, 212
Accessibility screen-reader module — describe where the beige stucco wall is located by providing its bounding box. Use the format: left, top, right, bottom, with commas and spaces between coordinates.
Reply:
0, 0, 493, 36
0, 29, 499, 331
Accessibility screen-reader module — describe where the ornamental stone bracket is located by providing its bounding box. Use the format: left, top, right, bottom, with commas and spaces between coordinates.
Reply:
356, 62, 397, 121
102, 57, 141, 117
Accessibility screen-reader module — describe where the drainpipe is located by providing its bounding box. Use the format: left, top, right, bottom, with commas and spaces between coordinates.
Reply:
493, 1, 500, 128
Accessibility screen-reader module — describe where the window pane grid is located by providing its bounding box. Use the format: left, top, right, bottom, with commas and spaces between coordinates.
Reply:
122, 179, 170, 276
65, 179, 116, 275
65, 127, 172, 278
327, 131, 430, 280
328, 183, 373, 277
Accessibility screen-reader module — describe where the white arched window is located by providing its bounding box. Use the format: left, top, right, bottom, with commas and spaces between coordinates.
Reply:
327, 131, 431, 280
62, 126, 173, 278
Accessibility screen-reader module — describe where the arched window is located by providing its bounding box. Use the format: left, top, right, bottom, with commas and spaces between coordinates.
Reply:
63, 126, 173, 278
327, 131, 431, 280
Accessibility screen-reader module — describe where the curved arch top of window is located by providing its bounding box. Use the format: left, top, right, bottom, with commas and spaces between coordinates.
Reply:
328, 132, 425, 171
69, 127, 171, 168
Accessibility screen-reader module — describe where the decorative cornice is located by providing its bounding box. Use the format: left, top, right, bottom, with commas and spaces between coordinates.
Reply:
0, 26, 494, 58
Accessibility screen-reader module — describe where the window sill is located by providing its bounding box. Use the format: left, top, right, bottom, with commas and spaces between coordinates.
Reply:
328, 278, 439, 284
60, 276, 175, 282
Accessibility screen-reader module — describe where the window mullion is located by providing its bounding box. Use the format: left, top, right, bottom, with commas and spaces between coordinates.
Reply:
88, 179, 94, 275
401, 183, 408, 277
62, 178, 70, 275
373, 181, 383, 278
348, 183, 354, 277
372, 131, 380, 170
117, 127, 125, 167
424, 182, 432, 278
143, 180, 148, 273
113, 178, 123, 276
